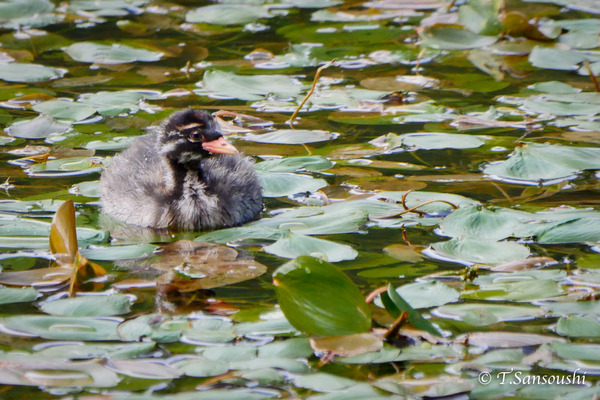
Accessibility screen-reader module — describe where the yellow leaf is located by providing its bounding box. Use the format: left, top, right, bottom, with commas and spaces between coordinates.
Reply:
49, 200, 78, 264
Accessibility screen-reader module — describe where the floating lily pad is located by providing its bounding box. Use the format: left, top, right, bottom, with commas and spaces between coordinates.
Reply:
433, 303, 544, 326
439, 206, 533, 241
186, 5, 271, 26
429, 238, 531, 266
258, 171, 328, 198
0, 286, 39, 305
484, 143, 600, 184
0, 63, 64, 83
245, 129, 339, 144
79, 91, 147, 116
40, 294, 132, 317
199, 70, 303, 101
0, 355, 119, 388
0, 0, 60, 29
419, 26, 498, 50
32, 100, 97, 121
390, 281, 459, 309
264, 233, 358, 262
374, 132, 488, 151
255, 156, 334, 172
0, 315, 121, 340
556, 316, 600, 338
64, 42, 163, 64
6, 114, 71, 139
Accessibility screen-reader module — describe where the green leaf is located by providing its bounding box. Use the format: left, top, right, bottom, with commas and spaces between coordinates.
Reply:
255, 156, 334, 172
528, 46, 588, 70
264, 233, 357, 262
419, 26, 498, 50
32, 100, 97, 121
174, 357, 230, 377
382, 132, 488, 150
394, 281, 460, 309
439, 206, 533, 241
0, 63, 64, 83
6, 114, 71, 139
536, 218, 600, 244
257, 171, 328, 197
200, 70, 303, 101
382, 284, 442, 336
556, 316, 600, 338
273, 256, 371, 337
0, 315, 120, 340
80, 243, 157, 260
0, 286, 39, 305
430, 238, 531, 266
79, 91, 146, 115
40, 294, 132, 317
294, 373, 358, 392
64, 42, 163, 64
433, 303, 544, 326
462, 279, 563, 302
186, 5, 270, 25
484, 143, 600, 183
245, 129, 338, 144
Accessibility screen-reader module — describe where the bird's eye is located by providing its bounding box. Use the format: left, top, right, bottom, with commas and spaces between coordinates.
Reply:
188, 131, 203, 142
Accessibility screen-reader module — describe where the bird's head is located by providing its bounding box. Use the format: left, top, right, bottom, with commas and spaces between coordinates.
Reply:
157, 109, 238, 164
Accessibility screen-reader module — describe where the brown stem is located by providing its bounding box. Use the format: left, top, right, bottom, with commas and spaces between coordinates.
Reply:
365, 285, 388, 304
288, 60, 336, 127
384, 311, 409, 340
584, 61, 600, 92
372, 199, 459, 219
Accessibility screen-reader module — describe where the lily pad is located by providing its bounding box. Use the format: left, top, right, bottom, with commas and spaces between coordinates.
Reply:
0, 63, 64, 83
484, 143, 600, 184
258, 171, 328, 198
439, 206, 533, 241
0, 315, 121, 340
245, 129, 339, 144
6, 114, 71, 139
419, 26, 498, 50
64, 42, 163, 64
40, 294, 132, 317
32, 100, 97, 121
255, 156, 334, 172
199, 70, 303, 101
186, 5, 271, 26
433, 303, 544, 326
429, 238, 531, 266
374, 132, 488, 151
264, 233, 358, 262
0, 287, 39, 305
392, 281, 459, 309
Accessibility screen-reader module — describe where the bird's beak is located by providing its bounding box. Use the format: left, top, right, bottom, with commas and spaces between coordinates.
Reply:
202, 136, 239, 155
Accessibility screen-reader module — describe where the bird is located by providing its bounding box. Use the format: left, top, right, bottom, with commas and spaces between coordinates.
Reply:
99, 109, 263, 231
